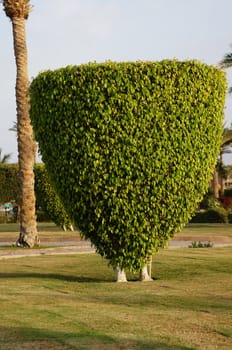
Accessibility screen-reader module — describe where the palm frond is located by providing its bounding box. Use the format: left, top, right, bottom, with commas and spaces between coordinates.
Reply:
222, 128, 232, 147
0, 148, 11, 163
219, 52, 232, 69
9, 121, 17, 133
2, 0, 32, 20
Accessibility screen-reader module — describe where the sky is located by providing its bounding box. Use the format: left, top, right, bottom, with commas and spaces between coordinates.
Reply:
0, 0, 232, 163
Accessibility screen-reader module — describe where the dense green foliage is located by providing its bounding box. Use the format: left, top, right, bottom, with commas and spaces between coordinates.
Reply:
29, 60, 226, 271
199, 190, 222, 210
34, 164, 73, 229
191, 208, 228, 223
0, 164, 20, 204
0, 164, 71, 229
224, 188, 232, 197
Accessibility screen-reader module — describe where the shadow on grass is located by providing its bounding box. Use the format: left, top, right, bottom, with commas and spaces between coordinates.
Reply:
0, 326, 195, 350
0, 271, 111, 283
0, 272, 159, 283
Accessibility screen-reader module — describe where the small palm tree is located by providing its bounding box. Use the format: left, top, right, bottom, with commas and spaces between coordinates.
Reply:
219, 51, 232, 69
213, 50, 232, 197
0, 148, 11, 163
8, 121, 17, 133
219, 49, 232, 94
213, 127, 232, 197
2, 0, 39, 247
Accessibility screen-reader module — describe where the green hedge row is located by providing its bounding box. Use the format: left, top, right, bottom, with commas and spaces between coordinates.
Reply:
191, 208, 229, 223
0, 164, 20, 204
34, 164, 73, 229
29, 60, 226, 271
0, 164, 72, 228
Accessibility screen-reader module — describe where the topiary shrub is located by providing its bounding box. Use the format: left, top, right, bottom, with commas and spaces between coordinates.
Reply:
34, 164, 73, 230
29, 60, 226, 273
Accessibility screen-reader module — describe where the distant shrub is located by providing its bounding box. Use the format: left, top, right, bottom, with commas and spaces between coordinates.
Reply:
219, 196, 232, 209
224, 189, 232, 197
200, 195, 222, 210
36, 209, 52, 222
0, 164, 20, 204
227, 211, 232, 223
189, 241, 213, 248
0, 164, 72, 229
191, 208, 228, 223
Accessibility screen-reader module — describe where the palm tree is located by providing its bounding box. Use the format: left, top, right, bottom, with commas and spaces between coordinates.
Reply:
213, 127, 232, 198
9, 120, 37, 160
219, 51, 232, 69
8, 121, 17, 133
212, 51, 232, 197
2, 0, 39, 247
219, 49, 232, 94
0, 148, 11, 163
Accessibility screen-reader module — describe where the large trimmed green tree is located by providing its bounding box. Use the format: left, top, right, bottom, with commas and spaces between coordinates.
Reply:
29, 61, 226, 281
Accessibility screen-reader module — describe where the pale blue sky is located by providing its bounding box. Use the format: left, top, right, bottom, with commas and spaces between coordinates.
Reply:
0, 0, 232, 163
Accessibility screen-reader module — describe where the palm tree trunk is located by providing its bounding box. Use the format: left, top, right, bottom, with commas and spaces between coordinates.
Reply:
213, 168, 219, 199
11, 17, 39, 247
220, 152, 225, 196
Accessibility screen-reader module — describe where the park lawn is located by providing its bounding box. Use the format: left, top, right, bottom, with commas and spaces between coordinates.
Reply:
0, 222, 80, 241
0, 247, 231, 349
0, 222, 70, 234
0, 222, 232, 242
179, 223, 232, 239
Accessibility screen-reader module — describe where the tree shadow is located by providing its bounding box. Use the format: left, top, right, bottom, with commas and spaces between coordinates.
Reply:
0, 326, 195, 350
0, 271, 112, 283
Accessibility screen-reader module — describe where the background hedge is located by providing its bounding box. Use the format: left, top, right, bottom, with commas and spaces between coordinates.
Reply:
191, 208, 228, 223
30, 60, 227, 271
0, 164, 20, 204
0, 164, 71, 228
34, 164, 73, 229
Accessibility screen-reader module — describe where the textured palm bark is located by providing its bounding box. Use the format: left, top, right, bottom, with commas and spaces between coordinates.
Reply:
11, 17, 39, 247
213, 168, 219, 199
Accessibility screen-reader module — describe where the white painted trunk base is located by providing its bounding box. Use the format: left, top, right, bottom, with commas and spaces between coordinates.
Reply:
115, 267, 127, 282
139, 265, 153, 282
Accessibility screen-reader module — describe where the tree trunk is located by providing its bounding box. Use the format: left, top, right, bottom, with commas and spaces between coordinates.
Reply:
220, 152, 225, 196
212, 168, 219, 199
220, 177, 225, 196
139, 265, 153, 282
11, 17, 39, 247
115, 267, 127, 282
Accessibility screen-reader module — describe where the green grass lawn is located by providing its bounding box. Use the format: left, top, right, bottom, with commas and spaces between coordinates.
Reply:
0, 247, 231, 349
0, 222, 66, 233
0, 222, 232, 241
180, 223, 232, 239
0, 222, 79, 241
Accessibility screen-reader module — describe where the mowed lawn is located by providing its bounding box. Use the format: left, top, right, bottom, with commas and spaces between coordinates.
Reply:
0, 237, 231, 349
